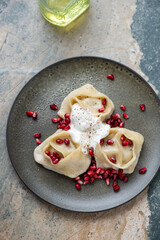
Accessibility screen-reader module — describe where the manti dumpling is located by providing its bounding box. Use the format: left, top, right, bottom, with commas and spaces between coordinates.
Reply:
95, 128, 144, 174
58, 84, 114, 121
34, 130, 91, 178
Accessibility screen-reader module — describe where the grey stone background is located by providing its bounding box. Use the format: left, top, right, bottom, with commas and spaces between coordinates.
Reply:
0, 0, 159, 239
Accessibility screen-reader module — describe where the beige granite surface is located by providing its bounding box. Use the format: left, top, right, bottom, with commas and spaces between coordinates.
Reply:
0, 0, 152, 239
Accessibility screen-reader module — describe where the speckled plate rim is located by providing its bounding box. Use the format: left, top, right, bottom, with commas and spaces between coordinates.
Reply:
6, 56, 160, 213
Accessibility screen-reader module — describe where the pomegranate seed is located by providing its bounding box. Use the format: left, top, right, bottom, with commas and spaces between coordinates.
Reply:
120, 105, 126, 111
84, 180, 89, 185
123, 176, 128, 183
32, 112, 37, 120
88, 149, 94, 157
52, 156, 56, 161
111, 169, 117, 174
120, 135, 126, 141
26, 111, 33, 117
83, 174, 88, 178
107, 74, 114, 80
89, 165, 96, 171
77, 179, 83, 185
90, 177, 95, 183
45, 151, 50, 156
97, 175, 103, 179
94, 173, 98, 179
64, 113, 70, 118
119, 121, 125, 128
84, 176, 90, 181
113, 174, 117, 180
56, 139, 63, 144
106, 119, 111, 125
75, 176, 80, 181
105, 178, 110, 186
75, 183, 81, 191
34, 133, 41, 138
106, 169, 110, 175
112, 180, 118, 187
123, 113, 129, 119
51, 155, 56, 160
96, 168, 102, 174
100, 139, 104, 145
113, 121, 119, 127
52, 118, 59, 123
61, 120, 67, 125
60, 124, 66, 129
52, 157, 59, 164
139, 167, 147, 174
36, 139, 41, 145
107, 139, 114, 145
52, 159, 59, 164
122, 141, 129, 146
52, 156, 60, 164
50, 104, 58, 111
57, 117, 62, 122
118, 169, 123, 176
102, 99, 106, 105
87, 170, 94, 176
100, 169, 105, 174
64, 138, 70, 145
119, 173, 125, 180
113, 185, 120, 192
98, 108, 105, 113
103, 172, 108, 179
64, 125, 70, 131
52, 152, 59, 158
140, 104, 145, 112
65, 117, 71, 124
109, 157, 116, 163
127, 139, 133, 146
109, 173, 113, 178
57, 124, 61, 129
117, 118, 122, 123
113, 113, 121, 119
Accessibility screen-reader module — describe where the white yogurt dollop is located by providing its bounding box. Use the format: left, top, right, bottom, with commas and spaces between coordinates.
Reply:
68, 103, 110, 154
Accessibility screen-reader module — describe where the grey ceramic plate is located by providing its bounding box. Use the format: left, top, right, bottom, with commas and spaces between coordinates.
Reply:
7, 57, 160, 212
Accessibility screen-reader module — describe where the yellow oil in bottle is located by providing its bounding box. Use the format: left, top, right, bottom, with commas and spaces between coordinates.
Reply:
39, 0, 90, 27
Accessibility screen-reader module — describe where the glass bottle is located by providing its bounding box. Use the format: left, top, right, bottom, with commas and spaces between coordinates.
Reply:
39, 0, 90, 27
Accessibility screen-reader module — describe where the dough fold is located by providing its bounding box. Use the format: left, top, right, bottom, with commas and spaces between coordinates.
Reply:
34, 130, 91, 178
95, 128, 144, 173
58, 84, 114, 121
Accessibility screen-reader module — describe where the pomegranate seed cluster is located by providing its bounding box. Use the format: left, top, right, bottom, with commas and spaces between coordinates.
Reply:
120, 134, 133, 146
106, 113, 125, 128
74, 157, 129, 192
26, 111, 37, 120
56, 138, 70, 146
45, 150, 63, 164
98, 98, 107, 113
34, 132, 41, 145
54, 113, 71, 131
100, 138, 114, 146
